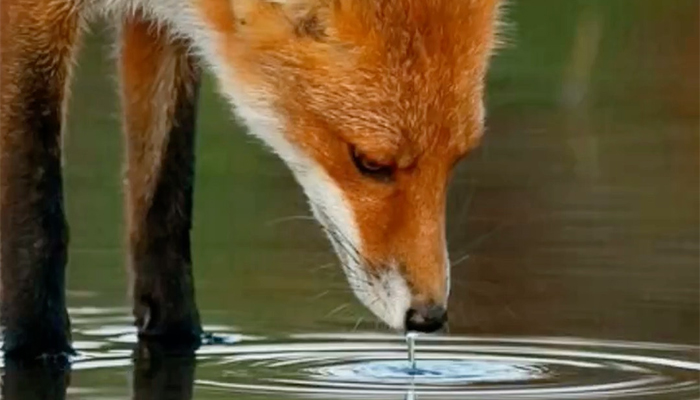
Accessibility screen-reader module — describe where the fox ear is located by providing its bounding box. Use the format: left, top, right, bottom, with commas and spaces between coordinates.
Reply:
233, 0, 336, 40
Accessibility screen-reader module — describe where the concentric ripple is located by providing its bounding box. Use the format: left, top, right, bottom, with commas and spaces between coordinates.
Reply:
2, 307, 697, 399
193, 333, 700, 399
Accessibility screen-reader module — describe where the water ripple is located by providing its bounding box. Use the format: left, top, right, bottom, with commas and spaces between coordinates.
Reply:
1, 307, 697, 399
190, 333, 699, 399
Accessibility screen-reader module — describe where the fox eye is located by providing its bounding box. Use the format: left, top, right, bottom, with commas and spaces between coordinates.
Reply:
350, 146, 394, 182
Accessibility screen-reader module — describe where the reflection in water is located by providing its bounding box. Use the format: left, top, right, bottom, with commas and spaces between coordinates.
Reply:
1, 342, 197, 400
2, 359, 70, 400
0, 324, 698, 399
131, 343, 196, 400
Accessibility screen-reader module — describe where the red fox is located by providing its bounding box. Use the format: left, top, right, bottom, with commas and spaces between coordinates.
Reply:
0, 0, 502, 359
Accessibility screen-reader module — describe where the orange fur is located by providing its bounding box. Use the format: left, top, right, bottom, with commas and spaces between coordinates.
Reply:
205, 0, 501, 305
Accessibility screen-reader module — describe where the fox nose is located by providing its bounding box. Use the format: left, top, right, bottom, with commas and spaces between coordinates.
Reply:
404, 303, 448, 333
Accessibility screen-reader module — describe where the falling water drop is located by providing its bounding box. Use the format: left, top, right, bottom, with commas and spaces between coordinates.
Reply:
406, 332, 418, 371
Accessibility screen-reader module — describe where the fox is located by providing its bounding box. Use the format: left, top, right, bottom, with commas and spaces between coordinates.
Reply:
0, 0, 502, 359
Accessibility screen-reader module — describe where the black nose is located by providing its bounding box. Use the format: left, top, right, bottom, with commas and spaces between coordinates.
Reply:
405, 304, 448, 333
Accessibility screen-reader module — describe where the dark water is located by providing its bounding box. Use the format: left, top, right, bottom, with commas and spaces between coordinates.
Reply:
3, 0, 699, 399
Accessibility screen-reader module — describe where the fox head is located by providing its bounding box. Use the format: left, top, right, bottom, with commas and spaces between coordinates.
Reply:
202, 0, 502, 332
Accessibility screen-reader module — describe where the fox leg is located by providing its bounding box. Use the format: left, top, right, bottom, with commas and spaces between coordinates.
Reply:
119, 10, 203, 348
0, 0, 83, 359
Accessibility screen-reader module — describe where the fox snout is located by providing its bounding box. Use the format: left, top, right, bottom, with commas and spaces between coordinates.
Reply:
403, 264, 450, 333
406, 302, 448, 333
323, 218, 451, 332
335, 257, 450, 333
